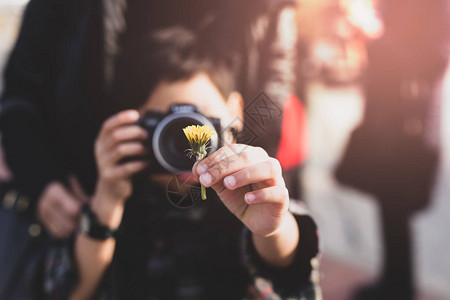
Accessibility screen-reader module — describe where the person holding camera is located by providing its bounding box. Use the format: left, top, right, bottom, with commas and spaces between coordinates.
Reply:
0, 0, 313, 298
32, 27, 319, 300
1, 0, 302, 243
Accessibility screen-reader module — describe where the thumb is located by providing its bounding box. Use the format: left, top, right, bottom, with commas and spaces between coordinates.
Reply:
68, 175, 88, 203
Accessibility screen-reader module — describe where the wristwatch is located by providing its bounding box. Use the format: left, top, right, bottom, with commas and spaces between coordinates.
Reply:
80, 203, 117, 240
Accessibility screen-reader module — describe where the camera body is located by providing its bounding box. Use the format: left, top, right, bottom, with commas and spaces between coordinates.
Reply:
137, 104, 222, 174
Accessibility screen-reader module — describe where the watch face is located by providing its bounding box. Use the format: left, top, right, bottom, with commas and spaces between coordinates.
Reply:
80, 213, 90, 233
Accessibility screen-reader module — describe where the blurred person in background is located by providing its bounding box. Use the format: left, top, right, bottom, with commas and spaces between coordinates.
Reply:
336, 0, 450, 299
296, 0, 382, 86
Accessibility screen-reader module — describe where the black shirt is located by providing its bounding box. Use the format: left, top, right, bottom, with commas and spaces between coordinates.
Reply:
44, 181, 319, 300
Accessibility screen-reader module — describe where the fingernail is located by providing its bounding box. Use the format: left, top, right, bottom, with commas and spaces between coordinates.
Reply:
197, 164, 208, 175
200, 173, 212, 186
224, 176, 236, 189
245, 193, 255, 203
128, 110, 139, 119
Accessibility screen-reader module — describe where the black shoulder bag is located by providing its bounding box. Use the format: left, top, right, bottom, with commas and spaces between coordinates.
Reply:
0, 181, 48, 299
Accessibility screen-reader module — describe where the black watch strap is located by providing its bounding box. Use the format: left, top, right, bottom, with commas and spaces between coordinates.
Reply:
80, 203, 117, 240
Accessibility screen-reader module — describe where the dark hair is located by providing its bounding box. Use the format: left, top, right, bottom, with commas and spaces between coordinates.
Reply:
113, 26, 237, 110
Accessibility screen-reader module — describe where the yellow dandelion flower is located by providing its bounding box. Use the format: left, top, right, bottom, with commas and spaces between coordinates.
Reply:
183, 125, 216, 200
183, 125, 215, 145
183, 125, 216, 158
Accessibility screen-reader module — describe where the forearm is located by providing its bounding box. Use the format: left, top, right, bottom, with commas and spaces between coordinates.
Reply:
70, 235, 116, 300
69, 196, 124, 300
252, 211, 299, 268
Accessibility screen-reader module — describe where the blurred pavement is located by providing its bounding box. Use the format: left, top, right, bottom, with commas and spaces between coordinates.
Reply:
320, 255, 448, 300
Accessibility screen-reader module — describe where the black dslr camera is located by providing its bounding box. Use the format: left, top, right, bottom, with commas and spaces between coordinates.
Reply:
137, 104, 222, 174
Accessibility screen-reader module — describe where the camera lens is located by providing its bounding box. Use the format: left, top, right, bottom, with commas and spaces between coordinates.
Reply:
159, 118, 200, 171
153, 112, 218, 173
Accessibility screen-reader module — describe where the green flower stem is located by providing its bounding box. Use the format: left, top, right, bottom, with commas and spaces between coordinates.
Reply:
201, 185, 206, 200
197, 153, 207, 200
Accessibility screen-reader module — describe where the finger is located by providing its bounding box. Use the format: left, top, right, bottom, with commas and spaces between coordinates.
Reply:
37, 182, 61, 228
54, 209, 77, 232
100, 125, 148, 155
100, 142, 147, 167
46, 221, 66, 239
68, 175, 88, 203
50, 185, 82, 219
104, 161, 148, 181
195, 144, 263, 176
47, 208, 77, 239
223, 158, 284, 191
37, 199, 52, 230
244, 185, 289, 206
37, 182, 77, 238
98, 110, 140, 141
48, 221, 74, 239
196, 147, 268, 187
192, 161, 201, 180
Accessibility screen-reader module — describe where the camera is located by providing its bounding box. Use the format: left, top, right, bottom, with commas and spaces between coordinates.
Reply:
137, 104, 222, 174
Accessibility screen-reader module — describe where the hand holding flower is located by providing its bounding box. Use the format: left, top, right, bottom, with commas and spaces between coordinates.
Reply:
192, 144, 290, 237
183, 125, 216, 200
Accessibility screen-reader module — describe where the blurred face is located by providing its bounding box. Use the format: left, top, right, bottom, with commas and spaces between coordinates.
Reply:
139, 72, 243, 188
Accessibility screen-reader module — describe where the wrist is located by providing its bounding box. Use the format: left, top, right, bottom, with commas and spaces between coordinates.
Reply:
252, 212, 299, 267
255, 211, 297, 240
80, 203, 118, 240
90, 194, 124, 229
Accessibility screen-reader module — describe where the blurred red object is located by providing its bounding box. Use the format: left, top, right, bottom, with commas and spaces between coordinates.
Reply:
276, 94, 307, 170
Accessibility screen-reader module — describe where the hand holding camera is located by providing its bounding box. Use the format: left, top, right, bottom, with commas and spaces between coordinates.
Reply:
91, 105, 222, 225
91, 110, 148, 228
